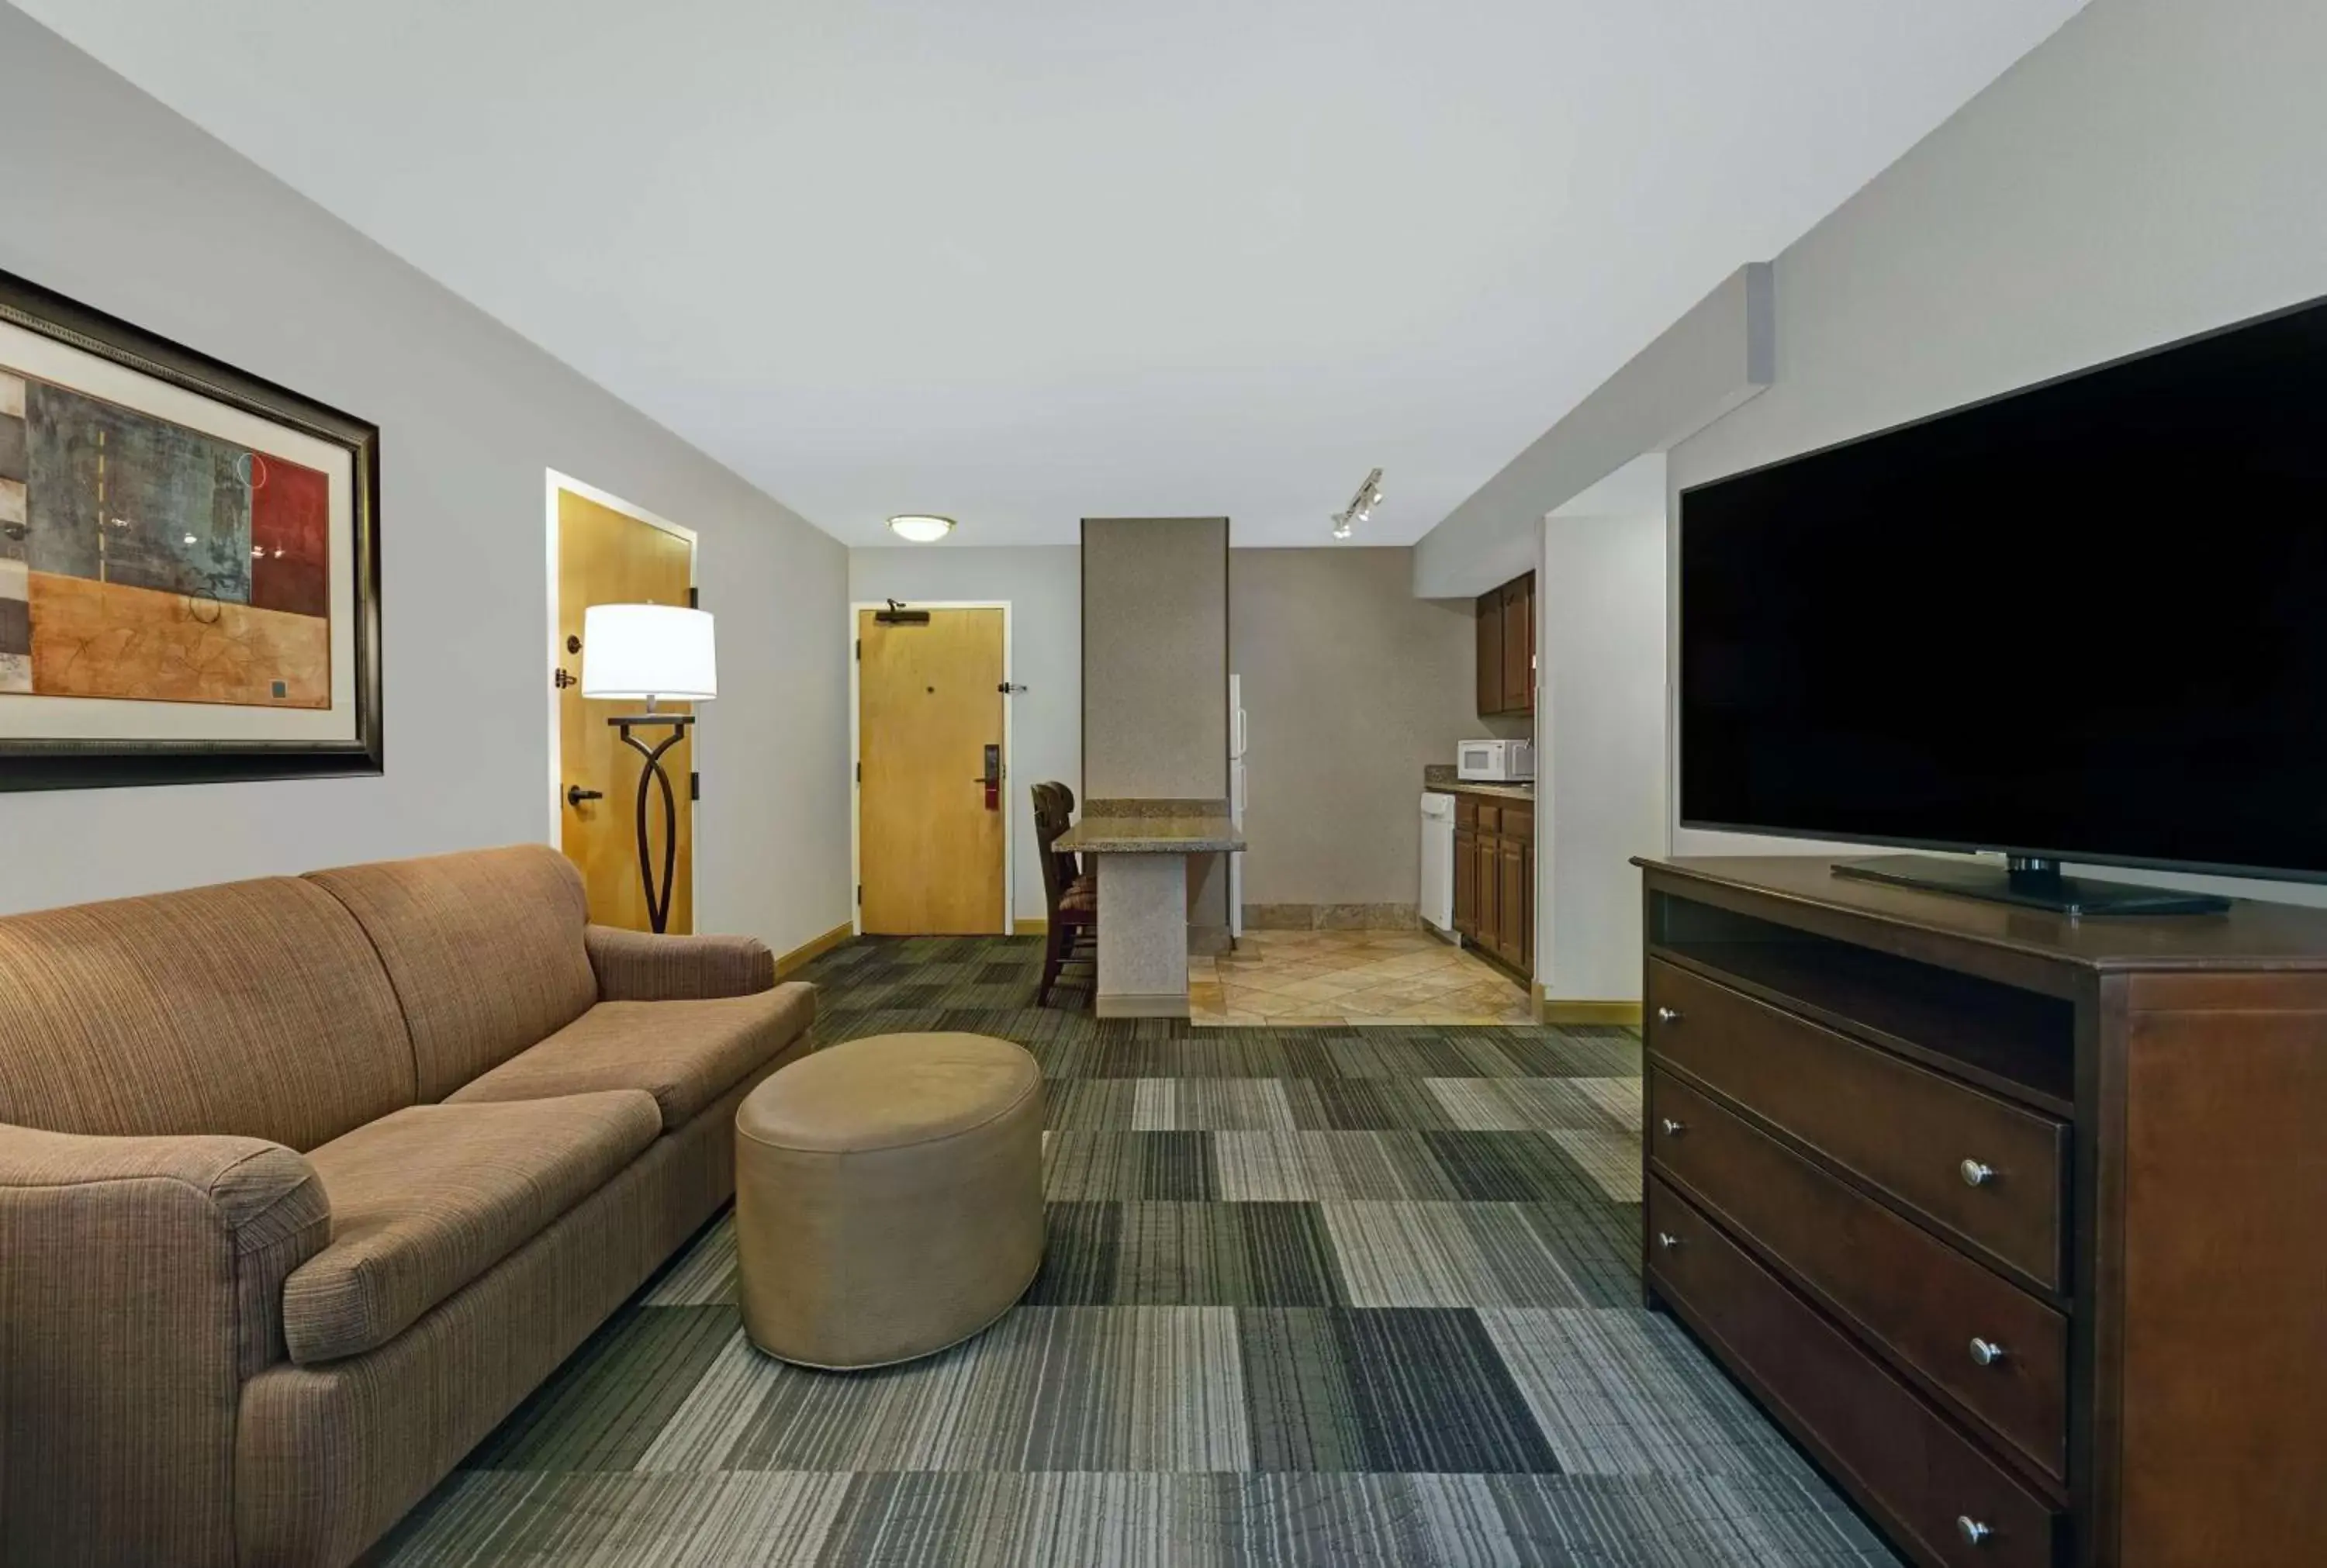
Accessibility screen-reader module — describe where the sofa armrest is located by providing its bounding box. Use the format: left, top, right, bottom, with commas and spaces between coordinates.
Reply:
0, 1123, 330, 1567
585, 923, 777, 1000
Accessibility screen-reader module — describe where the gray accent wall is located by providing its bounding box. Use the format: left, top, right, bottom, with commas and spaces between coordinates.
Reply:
1081, 518, 1228, 801
1230, 547, 1511, 909
0, 9, 851, 942
1666, 0, 2327, 909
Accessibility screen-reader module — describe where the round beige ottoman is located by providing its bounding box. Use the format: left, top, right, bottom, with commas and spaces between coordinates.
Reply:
735, 1032, 1044, 1369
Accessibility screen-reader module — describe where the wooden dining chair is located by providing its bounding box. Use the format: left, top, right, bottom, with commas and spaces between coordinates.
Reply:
1032, 781, 1097, 1007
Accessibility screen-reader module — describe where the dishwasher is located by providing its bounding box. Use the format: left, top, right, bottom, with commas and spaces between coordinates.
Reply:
1419, 793, 1456, 934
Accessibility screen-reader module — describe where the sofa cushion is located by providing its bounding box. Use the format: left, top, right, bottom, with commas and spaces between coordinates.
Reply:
0, 876, 414, 1151
284, 1091, 659, 1364
306, 846, 600, 1103
444, 984, 816, 1131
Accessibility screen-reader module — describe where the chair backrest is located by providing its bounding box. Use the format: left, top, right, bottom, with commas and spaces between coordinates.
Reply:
1052, 782, 1081, 884
1030, 782, 1074, 916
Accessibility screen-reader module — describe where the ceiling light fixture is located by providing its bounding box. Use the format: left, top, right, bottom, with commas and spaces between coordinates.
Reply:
887, 513, 956, 544
1329, 468, 1385, 541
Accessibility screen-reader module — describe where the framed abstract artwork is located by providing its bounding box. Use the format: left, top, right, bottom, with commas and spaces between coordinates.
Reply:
0, 268, 381, 790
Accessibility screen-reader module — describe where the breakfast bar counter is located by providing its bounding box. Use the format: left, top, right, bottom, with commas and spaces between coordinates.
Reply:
1056, 800, 1245, 1018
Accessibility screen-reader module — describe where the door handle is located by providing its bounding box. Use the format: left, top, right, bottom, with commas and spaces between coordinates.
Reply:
566, 785, 604, 809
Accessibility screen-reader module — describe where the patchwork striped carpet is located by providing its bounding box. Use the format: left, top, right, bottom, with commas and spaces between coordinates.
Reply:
377, 936, 1898, 1567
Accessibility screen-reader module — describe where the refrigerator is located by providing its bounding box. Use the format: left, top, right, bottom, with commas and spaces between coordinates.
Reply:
1229, 674, 1247, 940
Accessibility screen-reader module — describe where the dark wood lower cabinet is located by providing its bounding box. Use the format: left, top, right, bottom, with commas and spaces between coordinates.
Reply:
1637, 857, 2327, 1568
1495, 835, 1527, 969
1449, 793, 1530, 981
1453, 824, 1480, 935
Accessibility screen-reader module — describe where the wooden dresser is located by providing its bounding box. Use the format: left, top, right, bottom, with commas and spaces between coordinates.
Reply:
1635, 858, 2327, 1568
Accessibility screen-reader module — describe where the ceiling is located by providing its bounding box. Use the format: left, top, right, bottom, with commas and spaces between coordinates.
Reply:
15, 1, 2086, 547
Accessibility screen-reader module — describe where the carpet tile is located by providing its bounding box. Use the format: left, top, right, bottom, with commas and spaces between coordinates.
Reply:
1477, 1308, 1808, 1480
1094, 1202, 1348, 1307
1424, 1076, 1639, 1133
1548, 1130, 1647, 1204
378, 935, 1897, 1566
1321, 1307, 1562, 1475
1044, 1131, 1220, 1200
1319, 1202, 1588, 1310
1212, 1131, 1468, 1201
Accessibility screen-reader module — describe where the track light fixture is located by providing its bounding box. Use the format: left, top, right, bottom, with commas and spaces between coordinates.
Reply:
1330, 468, 1385, 540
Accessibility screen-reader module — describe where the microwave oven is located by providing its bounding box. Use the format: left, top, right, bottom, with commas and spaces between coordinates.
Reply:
1457, 739, 1534, 782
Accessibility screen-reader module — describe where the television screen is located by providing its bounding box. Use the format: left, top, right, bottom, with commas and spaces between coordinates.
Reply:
1679, 295, 2327, 882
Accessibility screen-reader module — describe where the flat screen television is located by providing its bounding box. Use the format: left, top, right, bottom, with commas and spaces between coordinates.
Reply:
1679, 293, 2327, 914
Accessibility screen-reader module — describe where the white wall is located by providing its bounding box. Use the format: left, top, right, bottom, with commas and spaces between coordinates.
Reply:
1416, 264, 1771, 599
1668, 0, 2327, 905
846, 546, 1081, 921
1537, 489, 1670, 1001
0, 11, 852, 947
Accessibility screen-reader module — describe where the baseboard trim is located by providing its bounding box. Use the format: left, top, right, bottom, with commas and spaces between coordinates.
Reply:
1013, 917, 1049, 935
1533, 991, 1643, 1027
775, 920, 856, 980
1094, 992, 1191, 1020
1240, 902, 1421, 932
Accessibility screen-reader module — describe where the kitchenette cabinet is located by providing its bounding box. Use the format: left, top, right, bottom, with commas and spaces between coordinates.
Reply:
1475, 572, 1536, 717
1452, 793, 1532, 979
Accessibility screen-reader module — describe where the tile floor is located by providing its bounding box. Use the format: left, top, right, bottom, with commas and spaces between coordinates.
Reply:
1191, 929, 1533, 1027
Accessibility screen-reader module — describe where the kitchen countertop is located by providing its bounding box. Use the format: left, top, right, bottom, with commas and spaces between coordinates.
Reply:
1056, 810, 1246, 855
1423, 765, 1533, 803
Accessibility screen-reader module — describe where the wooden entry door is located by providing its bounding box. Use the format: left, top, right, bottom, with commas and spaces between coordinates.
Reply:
557, 486, 695, 933
857, 606, 1007, 934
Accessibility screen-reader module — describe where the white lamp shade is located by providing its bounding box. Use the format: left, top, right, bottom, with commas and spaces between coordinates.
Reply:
580, 604, 717, 701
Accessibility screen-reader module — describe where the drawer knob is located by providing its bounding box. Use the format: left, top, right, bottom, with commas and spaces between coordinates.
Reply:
1959, 1159, 1995, 1187
1957, 1516, 1993, 1548
1969, 1337, 2008, 1368
1659, 1117, 1686, 1137
1654, 1007, 1682, 1024
1654, 1231, 1682, 1251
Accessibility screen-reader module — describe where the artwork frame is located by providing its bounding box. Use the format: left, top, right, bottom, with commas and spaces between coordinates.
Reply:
0, 267, 382, 792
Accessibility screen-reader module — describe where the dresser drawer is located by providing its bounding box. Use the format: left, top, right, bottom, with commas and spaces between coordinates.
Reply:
1650, 1070, 2067, 1481
1647, 958, 2067, 1290
1648, 1178, 2062, 1568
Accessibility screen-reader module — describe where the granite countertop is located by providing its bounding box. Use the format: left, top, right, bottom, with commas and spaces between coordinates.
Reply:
1423, 765, 1533, 803
1058, 798, 1246, 854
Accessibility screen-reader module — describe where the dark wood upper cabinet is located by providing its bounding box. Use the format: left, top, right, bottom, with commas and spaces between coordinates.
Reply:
1502, 574, 1534, 717
1475, 589, 1503, 714
1475, 571, 1534, 717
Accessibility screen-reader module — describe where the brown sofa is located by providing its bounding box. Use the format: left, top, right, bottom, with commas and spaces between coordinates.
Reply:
0, 844, 816, 1567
